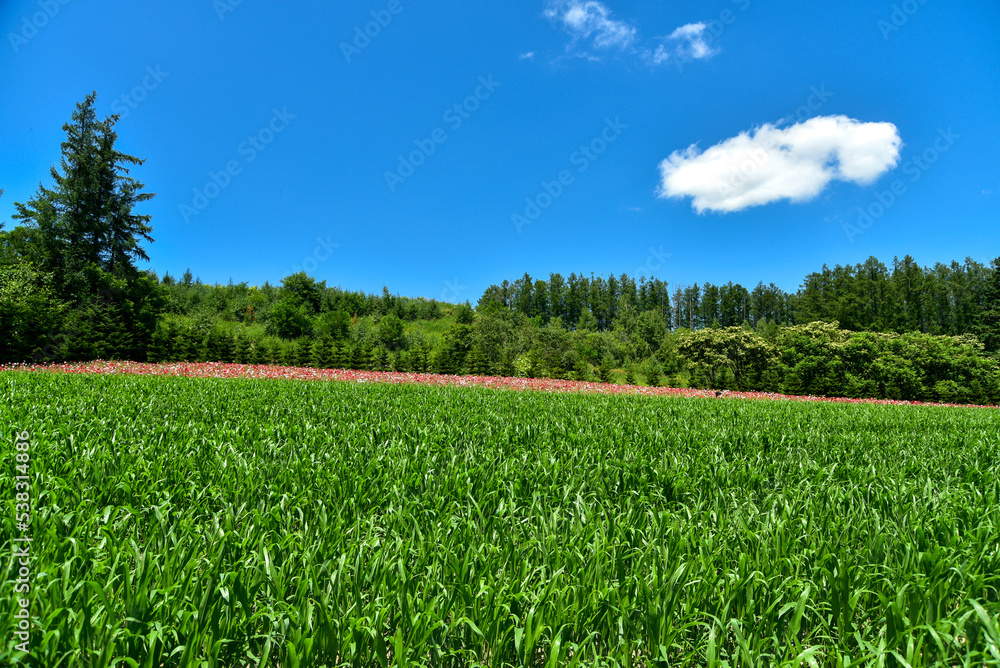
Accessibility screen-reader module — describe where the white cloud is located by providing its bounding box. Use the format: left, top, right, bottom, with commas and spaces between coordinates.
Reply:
657, 115, 902, 213
654, 23, 719, 64
541, 2, 719, 70
544, 0, 637, 53
520, 51, 536, 60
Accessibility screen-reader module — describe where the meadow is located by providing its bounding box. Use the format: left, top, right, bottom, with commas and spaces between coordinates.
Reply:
1, 370, 999, 666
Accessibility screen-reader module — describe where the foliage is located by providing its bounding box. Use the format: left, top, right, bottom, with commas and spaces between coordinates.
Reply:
482, 255, 998, 337
1, 94, 160, 362
978, 256, 1000, 352
4, 96, 1000, 408
3, 371, 998, 665
0, 262, 67, 362
376, 313, 406, 350
12, 92, 154, 291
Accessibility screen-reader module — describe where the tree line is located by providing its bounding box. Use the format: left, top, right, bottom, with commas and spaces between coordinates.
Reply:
478, 255, 997, 341
2, 93, 1000, 404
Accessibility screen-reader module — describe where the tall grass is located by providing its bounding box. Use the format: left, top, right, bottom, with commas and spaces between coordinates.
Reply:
2, 371, 998, 666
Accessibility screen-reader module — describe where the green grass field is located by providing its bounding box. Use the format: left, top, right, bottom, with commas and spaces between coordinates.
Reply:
2, 371, 999, 666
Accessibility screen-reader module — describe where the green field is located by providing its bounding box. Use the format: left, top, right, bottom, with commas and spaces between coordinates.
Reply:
2, 371, 999, 666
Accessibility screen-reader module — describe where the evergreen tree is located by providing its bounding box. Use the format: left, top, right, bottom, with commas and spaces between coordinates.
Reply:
376, 313, 406, 349
279, 340, 296, 367
146, 322, 172, 363
370, 345, 389, 371
342, 342, 358, 370
411, 343, 430, 373
468, 343, 490, 376
454, 302, 475, 325
13, 93, 155, 293
577, 307, 598, 332
247, 339, 262, 365
978, 256, 1000, 352
598, 357, 613, 383
5, 93, 161, 363
432, 347, 455, 374
256, 338, 275, 365
646, 361, 662, 387
96, 114, 155, 278
329, 340, 344, 369
171, 325, 190, 362
183, 324, 205, 362
234, 334, 252, 364
0, 261, 67, 363
205, 327, 235, 362
310, 336, 334, 368
295, 337, 312, 367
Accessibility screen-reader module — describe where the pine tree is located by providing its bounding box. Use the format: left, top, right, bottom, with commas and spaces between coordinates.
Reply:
256, 338, 275, 365
147, 322, 172, 363
195, 334, 212, 363
646, 362, 662, 387
248, 339, 262, 365
295, 337, 312, 367
329, 340, 344, 369
7, 93, 160, 364
392, 350, 409, 372
310, 336, 334, 368
279, 340, 296, 367
468, 343, 490, 376
171, 326, 189, 362
183, 325, 205, 362
978, 257, 1000, 352
370, 345, 388, 371
433, 347, 456, 374
96, 118, 155, 278
13, 93, 155, 293
205, 328, 235, 362
598, 358, 613, 384
351, 343, 366, 370
234, 334, 252, 364
410, 344, 429, 373
13, 94, 101, 291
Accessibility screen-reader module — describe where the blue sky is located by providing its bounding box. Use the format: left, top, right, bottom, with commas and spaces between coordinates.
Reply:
1, 0, 998, 303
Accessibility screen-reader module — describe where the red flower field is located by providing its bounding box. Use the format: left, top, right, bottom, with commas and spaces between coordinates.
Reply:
3, 360, 997, 409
